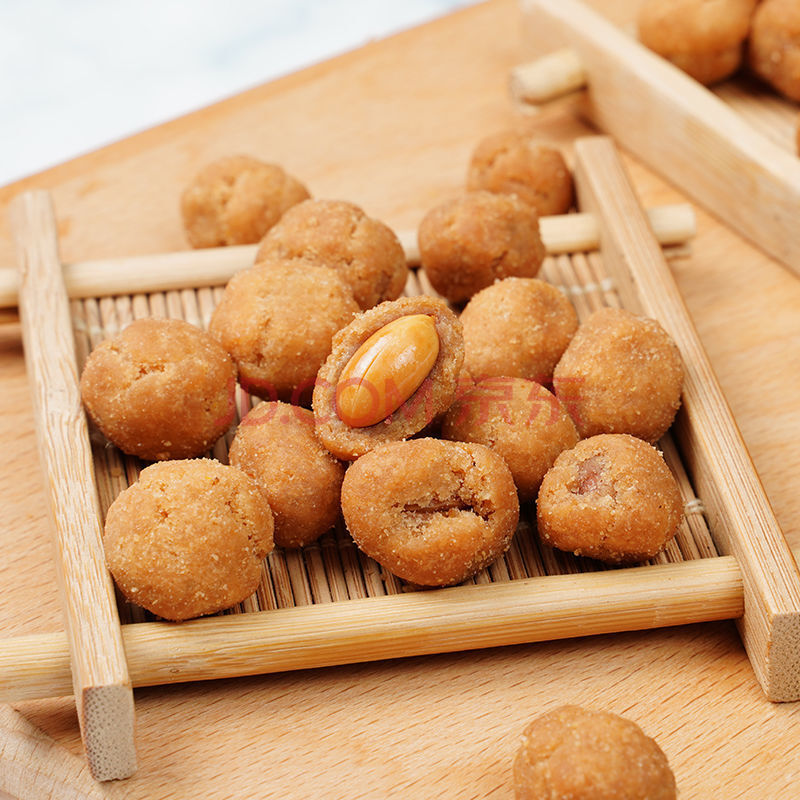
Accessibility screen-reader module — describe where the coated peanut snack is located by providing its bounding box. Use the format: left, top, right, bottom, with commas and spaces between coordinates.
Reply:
313, 295, 464, 460
80, 318, 236, 461
466, 130, 573, 216
229, 402, 345, 548
418, 190, 546, 304
514, 705, 676, 800
442, 377, 578, 502
536, 434, 683, 564
254, 198, 408, 310
637, 0, 756, 85
181, 155, 310, 247
460, 277, 578, 384
104, 459, 274, 621
553, 307, 683, 443
209, 260, 359, 403
749, 0, 800, 102
341, 438, 520, 586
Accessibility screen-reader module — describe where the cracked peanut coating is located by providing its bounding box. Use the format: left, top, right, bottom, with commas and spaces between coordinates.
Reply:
313, 296, 464, 460
514, 705, 676, 800
536, 434, 683, 564
104, 459, 274, 621
341, 438, 519, 586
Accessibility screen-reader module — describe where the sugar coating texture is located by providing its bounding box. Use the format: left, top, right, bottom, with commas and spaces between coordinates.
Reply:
313, 296, 464, 460
536, 434, 683, 564
209, 261, 359, 403
254, 199, 408, 310
553, 307, 683, 443
229, 402, 344, 548
466, 130, 573, 216
442, 378, 579, 502
181, 155, 310, 247
514, 705, 676, 800
461, 277, 578, 384
749, 0, 800, 101
418, 191, 546, 304
80, 318, 236, 461
104, 459, 274, 621
341, 438, 519, 586
638, 0, 756, 85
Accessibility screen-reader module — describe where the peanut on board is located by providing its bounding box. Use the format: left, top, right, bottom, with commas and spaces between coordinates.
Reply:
335, 314, 440, 427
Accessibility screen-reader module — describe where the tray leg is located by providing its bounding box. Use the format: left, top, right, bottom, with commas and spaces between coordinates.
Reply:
10, 191, 136, 779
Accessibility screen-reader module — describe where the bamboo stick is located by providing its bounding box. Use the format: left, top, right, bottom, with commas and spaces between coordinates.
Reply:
10, 191, 136, 780
510, 47, 586, 104
0, 204, 694, 312
572, 136, 800, 702
519, 0, 800, 277
0, 557, 743, 704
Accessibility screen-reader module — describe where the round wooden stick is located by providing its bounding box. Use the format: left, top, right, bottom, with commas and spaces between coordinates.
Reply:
0, 203, 694, 313
510, 48, 586, 104
0, 558, 743, 703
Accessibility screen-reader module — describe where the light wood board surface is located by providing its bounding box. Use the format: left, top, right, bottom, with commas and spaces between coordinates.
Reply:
0, 0, 798, 797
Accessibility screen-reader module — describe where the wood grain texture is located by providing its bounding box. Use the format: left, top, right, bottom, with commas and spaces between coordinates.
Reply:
521, 0, 800, 276
1, 0, 799, 797
0, 705, 105, 800
0, 558, 744, 703
10, 192, 136, 781
573, 136, 800, 701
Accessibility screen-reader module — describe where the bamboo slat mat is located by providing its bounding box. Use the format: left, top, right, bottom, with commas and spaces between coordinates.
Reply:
70, 251, 720, 628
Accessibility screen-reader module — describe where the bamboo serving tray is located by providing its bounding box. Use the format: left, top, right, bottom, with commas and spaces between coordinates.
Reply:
3, 136, 800, 781
516, 0, 800, 277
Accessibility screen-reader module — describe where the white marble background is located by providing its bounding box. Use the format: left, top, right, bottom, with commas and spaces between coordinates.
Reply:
0, 0, 476, 185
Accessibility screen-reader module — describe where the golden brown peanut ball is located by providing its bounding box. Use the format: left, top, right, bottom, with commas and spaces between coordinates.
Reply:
638, 0, 756, 85
229, 402, 345, 548
209, 261, 359, 403
181, 155, 310, 247
749, 0, 800, 101
553, 307, 683, 443
254, 199, 408, 310
536, 434, 683, 564
313, 296, 464, 460
442, 377, 578, 502
341, 438, 519, 586
80, 318, 236, 461
104, 459, 274, 621
514, 705, 676, 800
460, 277, 578, 384
466, 130, 573, 217
418, 191, 546, 304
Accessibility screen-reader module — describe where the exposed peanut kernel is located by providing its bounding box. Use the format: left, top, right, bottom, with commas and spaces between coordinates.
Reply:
336, 314, 440, 427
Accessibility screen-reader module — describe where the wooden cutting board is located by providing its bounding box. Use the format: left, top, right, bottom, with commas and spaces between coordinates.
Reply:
0, 0, 799, 796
